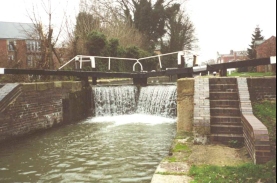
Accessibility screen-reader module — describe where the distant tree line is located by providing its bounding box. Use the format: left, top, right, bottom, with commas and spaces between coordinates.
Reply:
66, 0, 197, 72
1, 0, 197, 83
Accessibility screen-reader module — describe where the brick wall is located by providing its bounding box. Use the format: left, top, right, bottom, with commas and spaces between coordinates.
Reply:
241, 115, 271, 164
237, 78, 272, 164
247, 77, 276, 101
0, 81, 90, 142
193, 78, 210, 144
0, 40, 8, 67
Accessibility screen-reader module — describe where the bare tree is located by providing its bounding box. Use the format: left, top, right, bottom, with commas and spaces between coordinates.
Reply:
71, 0, 149, 53
160, 7, 197, 55
25, 0, 67, 70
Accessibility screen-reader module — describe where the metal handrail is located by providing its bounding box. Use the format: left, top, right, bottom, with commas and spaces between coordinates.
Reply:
58, 50, 197, 72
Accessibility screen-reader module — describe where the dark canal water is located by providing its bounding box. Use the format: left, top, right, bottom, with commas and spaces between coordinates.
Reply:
0, 114, 176, 182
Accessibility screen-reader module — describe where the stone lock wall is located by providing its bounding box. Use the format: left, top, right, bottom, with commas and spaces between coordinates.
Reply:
0, 81, 91, 142
193, 78, 210, 143
177, 76, 276, 164
177, 78, 194, 132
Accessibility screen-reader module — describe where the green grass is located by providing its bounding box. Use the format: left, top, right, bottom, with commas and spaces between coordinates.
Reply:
228, 72, 274, 77
188, 100, 276, 182
189, 161, 276, 183
253, 101, 276, 142
173, 143, 191, 152
166, 156, 177, 162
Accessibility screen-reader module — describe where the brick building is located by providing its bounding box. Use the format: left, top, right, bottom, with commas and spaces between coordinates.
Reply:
217, 50, 248, 63
0, 21, 41, 69
255, 36, 276, 72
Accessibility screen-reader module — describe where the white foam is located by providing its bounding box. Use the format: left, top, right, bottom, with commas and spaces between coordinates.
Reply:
83, 114, 176, 126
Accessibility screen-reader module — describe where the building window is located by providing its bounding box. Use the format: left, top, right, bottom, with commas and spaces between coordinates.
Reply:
27, 55, 33, 67
26, 40, 41, 52
7, 40, 16, 51
36, 41, 41, 51
27, 55, 41, 68
8, 55, 14, 61
27, 41, 31, 51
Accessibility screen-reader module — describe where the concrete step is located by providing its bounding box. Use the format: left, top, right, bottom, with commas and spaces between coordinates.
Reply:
209, 78, 237, 85
210, 100, 239, 108
211, 124, 243, 134
0, 85, 22, 112
209, 134, 244, 144
210, 108, 241, 116
210, 92, 238, 100
211, 116, 242, 125
210, 84, 237, 92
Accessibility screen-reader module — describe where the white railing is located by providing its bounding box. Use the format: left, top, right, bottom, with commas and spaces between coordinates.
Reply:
58, 50, 197, 72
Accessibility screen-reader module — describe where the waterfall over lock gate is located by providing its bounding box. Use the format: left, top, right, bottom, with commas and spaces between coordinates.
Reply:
92, 86, 138, 116
92, 85, 177, 118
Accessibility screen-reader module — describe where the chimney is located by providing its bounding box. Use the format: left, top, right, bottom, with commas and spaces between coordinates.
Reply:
230, 50, 234, 55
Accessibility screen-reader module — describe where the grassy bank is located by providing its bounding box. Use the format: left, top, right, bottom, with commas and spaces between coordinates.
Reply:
253, 101, 276, 142
189, 101, 276, 183
189, 161, 276, 183
228, 72, 274, 77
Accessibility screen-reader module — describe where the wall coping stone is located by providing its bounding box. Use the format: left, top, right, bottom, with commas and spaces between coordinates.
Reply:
21, 81, 83, 92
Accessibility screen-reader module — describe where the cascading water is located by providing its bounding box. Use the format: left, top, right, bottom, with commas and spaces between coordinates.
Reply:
92, 85, 137, 116
136, 85, 177, 117
92, 85, 177, 118
0, 85, 177, 182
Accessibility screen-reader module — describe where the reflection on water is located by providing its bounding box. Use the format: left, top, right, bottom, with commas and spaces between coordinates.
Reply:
0, 115, 176, 182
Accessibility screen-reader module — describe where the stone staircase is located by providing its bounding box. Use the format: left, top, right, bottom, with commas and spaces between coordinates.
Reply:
209, 78, 244, 144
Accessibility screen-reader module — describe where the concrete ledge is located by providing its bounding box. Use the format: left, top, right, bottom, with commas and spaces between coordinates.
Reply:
62, 81, 82, 91
151, 174, 192, 183
0, 83, 21, 112
22, 81, 83, 92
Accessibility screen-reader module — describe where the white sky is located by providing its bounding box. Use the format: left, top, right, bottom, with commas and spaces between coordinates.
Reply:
186, 0, 276, 62
0, 0, 276, 62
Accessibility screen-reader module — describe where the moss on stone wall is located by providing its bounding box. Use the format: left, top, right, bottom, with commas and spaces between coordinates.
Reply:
63, 87, 92, 123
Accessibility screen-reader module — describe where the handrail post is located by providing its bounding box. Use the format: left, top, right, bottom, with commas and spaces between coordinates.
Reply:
90, 57, 95, 69
108, 57, 111, 71
158, 56, 162, 69
178, 52, 185, 69
133, 60, 143, 72
75, 56, 80, 70
80, 56, 83, 69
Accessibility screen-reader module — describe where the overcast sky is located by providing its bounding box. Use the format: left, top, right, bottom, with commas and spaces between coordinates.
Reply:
0, 0, 276, 62
186, 0, 276, 61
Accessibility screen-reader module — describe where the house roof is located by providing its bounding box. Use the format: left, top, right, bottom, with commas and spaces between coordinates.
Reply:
219, 50, 247, 57
235, 51, 247, 56
256, 36, 276, 49
254, 40, 265, 47
0, 21, 34, 39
